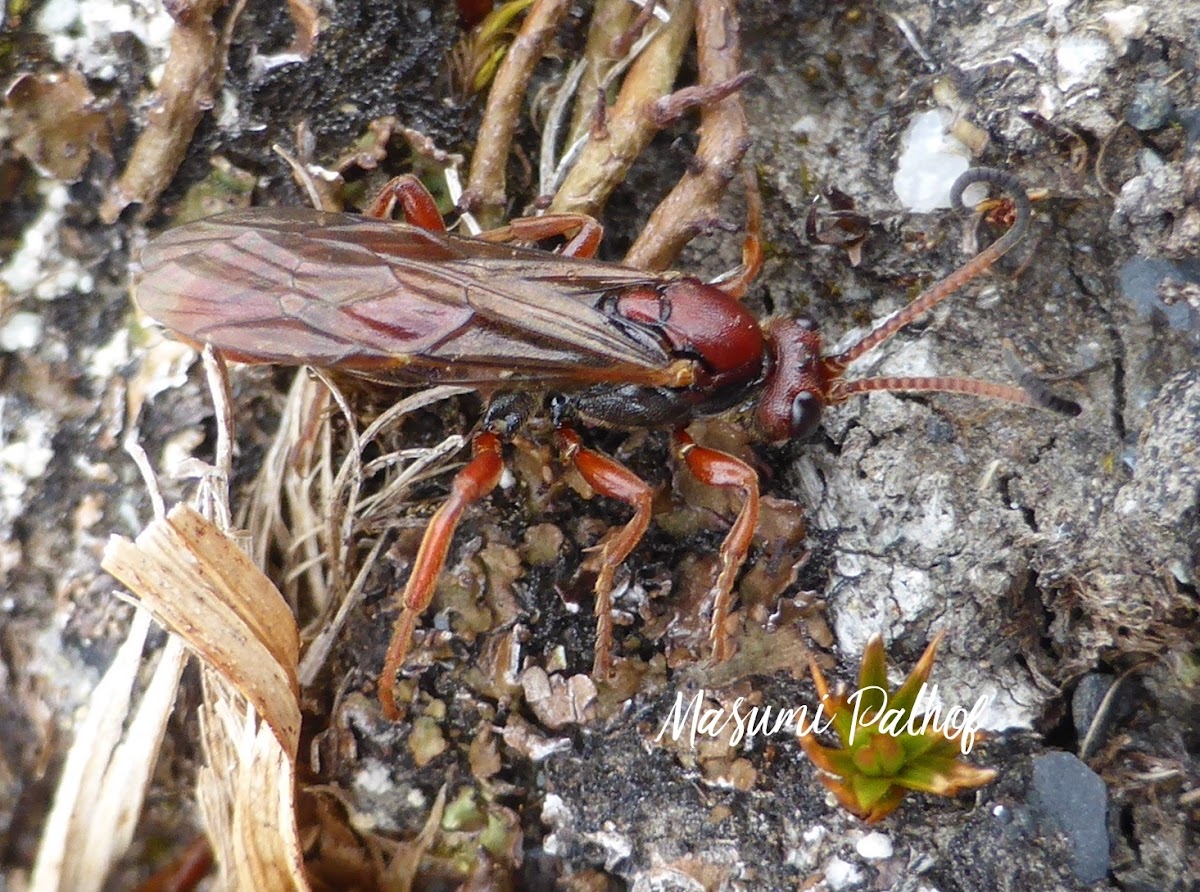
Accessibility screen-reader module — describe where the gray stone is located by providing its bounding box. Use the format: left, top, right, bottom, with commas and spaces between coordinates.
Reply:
1125, 80, 1175, 131
1029, 752, 1111, 884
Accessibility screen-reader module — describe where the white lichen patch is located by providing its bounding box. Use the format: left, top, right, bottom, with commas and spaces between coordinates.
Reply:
785, 823, 828, 870
350, 759, 396, 804
0, 312, 45, 352
0, 182, 91, 301
343, 757, 418, 835
582, 825, 633, 873
959, 676, 1032, 731
127, 335, 195, 407
37, 0, 175, 81
0, 407, 55, 525
1054, 34, 1112, 93
24, 623, 102, 717
824, 854, 864, 890
830, 558, 938, 654
85, 329, 131, 380
161, 428, 206, 477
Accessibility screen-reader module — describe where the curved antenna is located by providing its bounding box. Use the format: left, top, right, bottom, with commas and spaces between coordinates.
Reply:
827, 168, 1030, 374
818, 168, 1076, 415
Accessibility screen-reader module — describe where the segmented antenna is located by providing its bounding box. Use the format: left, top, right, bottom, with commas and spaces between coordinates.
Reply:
822, 168, 1079, 416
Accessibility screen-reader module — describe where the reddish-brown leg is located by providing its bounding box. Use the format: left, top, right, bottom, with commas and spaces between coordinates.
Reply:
555, 428, 653, 676
712, 166, 764, 301
671, 429, 760, 662
477, 213, 604, 258
363, 174, 447, 231
379, 432, 504, 719
363, 176, 603, 257
132, 836, 212, 892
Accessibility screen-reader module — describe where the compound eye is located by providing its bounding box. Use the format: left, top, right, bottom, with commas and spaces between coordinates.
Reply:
790, 392, 822, 440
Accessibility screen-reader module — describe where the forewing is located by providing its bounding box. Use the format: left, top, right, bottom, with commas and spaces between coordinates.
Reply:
135, 209, 673, 384
135, 209, 475, 367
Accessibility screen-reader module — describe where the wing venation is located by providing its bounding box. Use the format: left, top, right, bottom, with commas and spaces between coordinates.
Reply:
135, 208, 674, 384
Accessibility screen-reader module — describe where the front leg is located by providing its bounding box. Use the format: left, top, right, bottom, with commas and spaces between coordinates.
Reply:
379, 431, 504, 719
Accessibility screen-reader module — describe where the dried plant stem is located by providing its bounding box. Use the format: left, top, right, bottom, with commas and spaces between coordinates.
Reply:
625, 0, 749, 271
241, 372, 334, 612
30, 611, 187, 892
565, 0, 637, 147
550, 0, 695, 219
200, 346, 234, 525
467, 0, 571, 228
100, 0, 234, 222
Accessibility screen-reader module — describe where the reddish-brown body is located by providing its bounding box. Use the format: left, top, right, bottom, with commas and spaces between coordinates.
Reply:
135, 170, 1070, 718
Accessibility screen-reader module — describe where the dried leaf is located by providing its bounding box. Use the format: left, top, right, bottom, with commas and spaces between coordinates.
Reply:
30, 611, 187, 892
103, 504, 300, 748
6, 70, 111, 181
102, 504, 309, 891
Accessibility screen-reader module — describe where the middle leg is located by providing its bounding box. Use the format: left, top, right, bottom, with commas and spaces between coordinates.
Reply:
554, 427, 653, 677
379, 430, 504, 719
671, 429, 760, 663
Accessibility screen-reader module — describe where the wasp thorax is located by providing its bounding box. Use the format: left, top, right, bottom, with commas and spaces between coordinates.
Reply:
615, 279, 765, 391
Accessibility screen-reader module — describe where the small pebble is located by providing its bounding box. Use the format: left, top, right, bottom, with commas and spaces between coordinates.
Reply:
1136, 148, 1164, 174
855, 831, 893, 860
893, 109, 970, 212
1102, 5, 1149, 56
1118, 256, 1200, 331
1071, 673, 1114, 741
1126, 80, 1174, 131
1175, 108, 1200, 146
925, 414, 955, 445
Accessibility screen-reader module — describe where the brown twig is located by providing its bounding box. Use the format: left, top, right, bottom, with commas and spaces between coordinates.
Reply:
648, 70, 753, 127
283, 0, 321, 58
549, 0, 695, 219
100, 0, 235, 222
611, 0, 660, 59
565, 0, 638, 147
624, 0, 750, 271
466, 0, 570, 228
